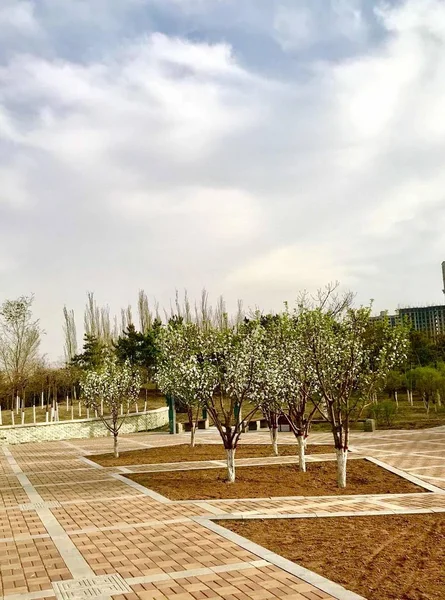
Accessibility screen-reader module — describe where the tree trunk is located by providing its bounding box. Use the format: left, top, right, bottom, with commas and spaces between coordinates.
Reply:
270, 427, 278, 456
297, 435, 306, 472
113, 434, 119, 459
190, 424, 197, 448
394, 391, 398, 408
336, 448, 348, 488
226, 448, 236, 483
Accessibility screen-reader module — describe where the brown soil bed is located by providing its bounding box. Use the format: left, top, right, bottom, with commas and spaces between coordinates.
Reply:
124, 459, 423, 500
225, 514, 445, 600
91, 443, 333, 467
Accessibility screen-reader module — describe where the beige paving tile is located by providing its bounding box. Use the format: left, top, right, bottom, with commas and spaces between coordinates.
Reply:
0, 537, 71, 594
70, 522, 258, 578
0, 510, 48, 540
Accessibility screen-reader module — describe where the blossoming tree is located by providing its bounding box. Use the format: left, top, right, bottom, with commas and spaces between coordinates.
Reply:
206, 320, 265, 482
80, 356, 141, 458
245, 314, 282, 456
251, 312, 318, 469
301, 306, 408, 487
156, 322, 217, 447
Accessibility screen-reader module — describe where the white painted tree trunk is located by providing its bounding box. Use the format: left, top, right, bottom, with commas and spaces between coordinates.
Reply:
297, 435, 306, 472
0, 407, 2, 425
226, 448, 236, 483
66, 396, 69, 411
21, 411, 25, 425
394, 391, 398, 408
113, 434, 119, 458
71, 405, 74, 421
270, 427, 278, 456
336, 449, 348, 488
41, 391, 44, 408
11, 411, 14, 426
33, 404, 36, 424
190, 426, 196, 448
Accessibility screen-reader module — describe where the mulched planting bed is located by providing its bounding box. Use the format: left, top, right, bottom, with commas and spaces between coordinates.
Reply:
124, 459, 423, 500
91, 443, 333, 467
224, 514, 445, 600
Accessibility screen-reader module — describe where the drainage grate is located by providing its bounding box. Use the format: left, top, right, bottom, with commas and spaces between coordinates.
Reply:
18, 501, 62, 511
53, 574, 132, 599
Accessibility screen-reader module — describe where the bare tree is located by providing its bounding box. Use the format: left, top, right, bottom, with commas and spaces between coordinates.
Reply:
0, 296, 42, 408
62, 306, 77, 363
138, 290, 154, 334
297, 282, 355, 318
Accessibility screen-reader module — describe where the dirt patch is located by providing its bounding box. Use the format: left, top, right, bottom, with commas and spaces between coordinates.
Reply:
91, 443, 333, 467
224, 514, 445, 600
124, 459, 423, 500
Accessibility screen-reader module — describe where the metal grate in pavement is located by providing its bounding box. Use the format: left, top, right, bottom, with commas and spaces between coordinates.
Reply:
53, 574, 132, 599
18, 500, 62, 511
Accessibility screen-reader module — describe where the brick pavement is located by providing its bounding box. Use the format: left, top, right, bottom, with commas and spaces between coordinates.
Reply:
0, 426, 443, 599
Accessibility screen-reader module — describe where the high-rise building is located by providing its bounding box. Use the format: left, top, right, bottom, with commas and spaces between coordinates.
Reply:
373, 263, 445, 338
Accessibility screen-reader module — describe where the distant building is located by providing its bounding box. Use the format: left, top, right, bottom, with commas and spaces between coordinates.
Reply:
398, 305, 445, 337
373, 262, 445, 338
374, 311, 400, 328
374, 306, 445, 337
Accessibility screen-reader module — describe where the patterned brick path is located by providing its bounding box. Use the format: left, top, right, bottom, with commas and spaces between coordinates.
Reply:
0, 426, 444, 599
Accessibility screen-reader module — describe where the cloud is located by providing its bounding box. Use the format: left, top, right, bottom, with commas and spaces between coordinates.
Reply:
273, 0, 368, 52
0, 1, 40, 35
1, 0, 445, 359
226, 243, 354, 289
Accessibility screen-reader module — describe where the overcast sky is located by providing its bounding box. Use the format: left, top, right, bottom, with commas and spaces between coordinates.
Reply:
1, 0, 445, 362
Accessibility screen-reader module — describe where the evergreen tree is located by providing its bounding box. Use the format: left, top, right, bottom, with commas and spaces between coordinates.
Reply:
114, 321, 160, 379
72, 334, 106, 370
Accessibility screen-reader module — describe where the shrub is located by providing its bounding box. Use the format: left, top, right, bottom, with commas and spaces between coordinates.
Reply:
381, 400, 397, 426
369, 400, 397, 426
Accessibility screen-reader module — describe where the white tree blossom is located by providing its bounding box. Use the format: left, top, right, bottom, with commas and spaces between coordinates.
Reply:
301, 306, 408, 487
206, 320, 265, 482
80, 356, 141, 457
156, 322, 217, 447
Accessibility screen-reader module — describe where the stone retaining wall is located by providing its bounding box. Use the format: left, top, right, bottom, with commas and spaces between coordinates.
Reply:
0, 407, 168, 445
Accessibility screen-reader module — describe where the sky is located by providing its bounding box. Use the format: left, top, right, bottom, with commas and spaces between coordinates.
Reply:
1, 0, 445, 362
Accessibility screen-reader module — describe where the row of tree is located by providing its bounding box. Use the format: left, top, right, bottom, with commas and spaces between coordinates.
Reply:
0, 288, 409, 491
385, 365, 445, 413
154, 298, 407, 487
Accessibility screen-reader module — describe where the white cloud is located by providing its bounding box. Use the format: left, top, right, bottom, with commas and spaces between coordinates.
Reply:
227, 243, 354, 289
0, 1, 40, 35
2, 1, 445, 358
273, 0, 368, 52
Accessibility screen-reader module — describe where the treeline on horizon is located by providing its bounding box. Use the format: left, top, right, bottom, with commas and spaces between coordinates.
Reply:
0, 287, 445, 411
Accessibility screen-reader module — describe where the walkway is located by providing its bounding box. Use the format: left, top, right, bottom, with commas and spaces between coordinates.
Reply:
0, 426, 444, 600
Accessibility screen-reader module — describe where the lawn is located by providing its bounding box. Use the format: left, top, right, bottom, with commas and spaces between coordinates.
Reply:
124, 460, 423, 500
224, 514, 445, 600
0, 396, 164, 427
